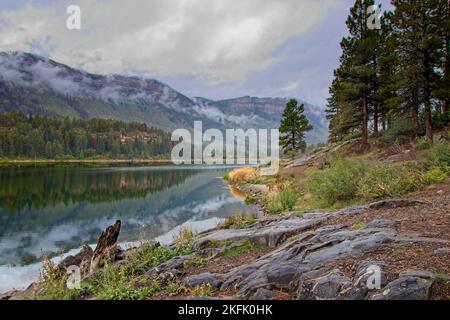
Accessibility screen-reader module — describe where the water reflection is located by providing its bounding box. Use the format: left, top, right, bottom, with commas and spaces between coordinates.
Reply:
0, 165, 254, 267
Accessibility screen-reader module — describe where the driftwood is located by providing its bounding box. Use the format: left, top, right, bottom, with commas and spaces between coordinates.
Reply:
58, 244, 93, 276
89, 220, 122, 273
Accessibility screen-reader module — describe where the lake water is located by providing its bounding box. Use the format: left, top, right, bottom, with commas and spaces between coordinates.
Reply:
0, 165, 255, 292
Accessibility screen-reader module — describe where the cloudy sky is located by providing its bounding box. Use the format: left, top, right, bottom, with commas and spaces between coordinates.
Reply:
0, 0, 392, 108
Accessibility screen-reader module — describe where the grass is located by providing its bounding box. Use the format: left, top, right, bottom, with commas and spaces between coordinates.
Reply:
219, 214, 257, 229
244, 195, 256, 205
351, 222, 366, 230
307, 157, 367, 207
221, 241, 261, 258
434, 273, 450, 283
38, 240, 195, 300
226, 167, 258, 183
305, 142, 450, 208
39, 259, 80, 300
172, 226, 196, 247
247, 175, 278, 186
263, 185, 300, 214
189, 283, 213, 297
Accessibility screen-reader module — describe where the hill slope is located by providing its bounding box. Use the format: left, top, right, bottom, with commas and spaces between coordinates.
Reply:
0, 51, 328, 143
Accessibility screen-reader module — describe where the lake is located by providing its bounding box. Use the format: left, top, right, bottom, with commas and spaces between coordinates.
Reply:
0, 164, 256, 292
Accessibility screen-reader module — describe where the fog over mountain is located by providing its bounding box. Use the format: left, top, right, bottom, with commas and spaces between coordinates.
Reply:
0, 51, 327, 143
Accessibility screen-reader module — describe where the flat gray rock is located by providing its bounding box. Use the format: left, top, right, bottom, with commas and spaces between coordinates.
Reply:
371, 276, 433, 300
182, 272, 222, 289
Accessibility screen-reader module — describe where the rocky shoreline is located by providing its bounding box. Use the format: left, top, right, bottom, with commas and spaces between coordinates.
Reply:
2, 189, 448, 300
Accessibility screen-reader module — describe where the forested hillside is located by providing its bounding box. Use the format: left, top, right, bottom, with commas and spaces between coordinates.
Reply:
0, 112, 170, 159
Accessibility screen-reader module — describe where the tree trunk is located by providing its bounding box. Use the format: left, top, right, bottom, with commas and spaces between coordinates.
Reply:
89, 220, 121, 273
423, 54, 433, 141
361, 96, 369, 145
411, 85, 420, 137
373, 104, 379, 135
444, 4, 449, 125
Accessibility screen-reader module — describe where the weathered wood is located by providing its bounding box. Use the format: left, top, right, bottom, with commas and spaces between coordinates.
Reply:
89, 220, 122, 273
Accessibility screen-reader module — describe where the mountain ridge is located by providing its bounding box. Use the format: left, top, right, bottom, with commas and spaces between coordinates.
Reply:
0, 51, 328, 143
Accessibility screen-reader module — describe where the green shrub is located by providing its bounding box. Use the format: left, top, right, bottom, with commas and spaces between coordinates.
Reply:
414, 137, 432, 150
381, 118, 415, 145
38, 259, 80, 300
357, 164, 422, 200
244, 195, 256, 205
425, 141, 450, 173
264, 196, 284, 214
307, 157, 367, 206
422, 167, 448, 184
278, 186, 299, 211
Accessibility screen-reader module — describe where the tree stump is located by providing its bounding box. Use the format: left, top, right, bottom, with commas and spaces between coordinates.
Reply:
89, 220, 122, 273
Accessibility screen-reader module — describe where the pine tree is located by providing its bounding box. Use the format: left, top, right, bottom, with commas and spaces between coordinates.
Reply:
279, 99, 312, 154
392, 0, 444, 140
326, 0, 382, 146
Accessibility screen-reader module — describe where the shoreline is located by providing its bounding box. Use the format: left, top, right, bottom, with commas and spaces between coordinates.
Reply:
0, 159, 173, 166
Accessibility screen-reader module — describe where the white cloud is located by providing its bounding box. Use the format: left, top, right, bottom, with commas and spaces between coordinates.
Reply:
280, 80, 301, 94
0, 0, 336, 83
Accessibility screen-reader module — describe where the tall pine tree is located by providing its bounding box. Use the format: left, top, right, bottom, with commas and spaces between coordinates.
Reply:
279, 99, 312, 154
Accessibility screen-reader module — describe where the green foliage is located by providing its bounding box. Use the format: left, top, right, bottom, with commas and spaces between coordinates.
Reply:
357, 164, 423, 200
327, 0, 449, 144
247, 175, 277, 186
244, 195, 256, 205
219, 214, 257, 229
38, 259, 80, 300
221, 241, 260, 258
421, 167, 448, 184
351, 222, 366, 230
83, 242, 193, 300
380, 118, 416, 145
0, 112, 170, 160
278, 186, 299, 211
414, 137, 433, 150
425, 141, 450, 173
263, 185, 300, 214
189, 283, 213, 297
306, 151, 448, 207
307, 157, 367, 206
279, 99, 312, 154
172, 226, 196, 248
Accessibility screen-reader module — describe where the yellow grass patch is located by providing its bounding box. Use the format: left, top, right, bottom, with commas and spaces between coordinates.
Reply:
227, 167, 259, 183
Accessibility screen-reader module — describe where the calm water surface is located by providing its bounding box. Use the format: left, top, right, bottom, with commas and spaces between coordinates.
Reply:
0, 165, 255, 292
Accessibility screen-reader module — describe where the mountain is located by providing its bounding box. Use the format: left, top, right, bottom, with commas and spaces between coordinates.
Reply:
0, 51, 328, 143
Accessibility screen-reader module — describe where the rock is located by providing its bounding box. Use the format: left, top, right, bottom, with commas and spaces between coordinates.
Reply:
399, 269, 435, 279
194, 216, 325, 248
146, 254, 195, 277
311, 270, 351, 300
368, 199, 429, 210
371, 276, 433, 300
182, 272, 222, 290
347, 261, 387, 300
89, 220, 122, 273
220, 226, 395, 297
434, 247, 450, 255
251, 288, 275, 300
298, 269, 351, 300
337, 205, 367, 216
365, 219, 395, 229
